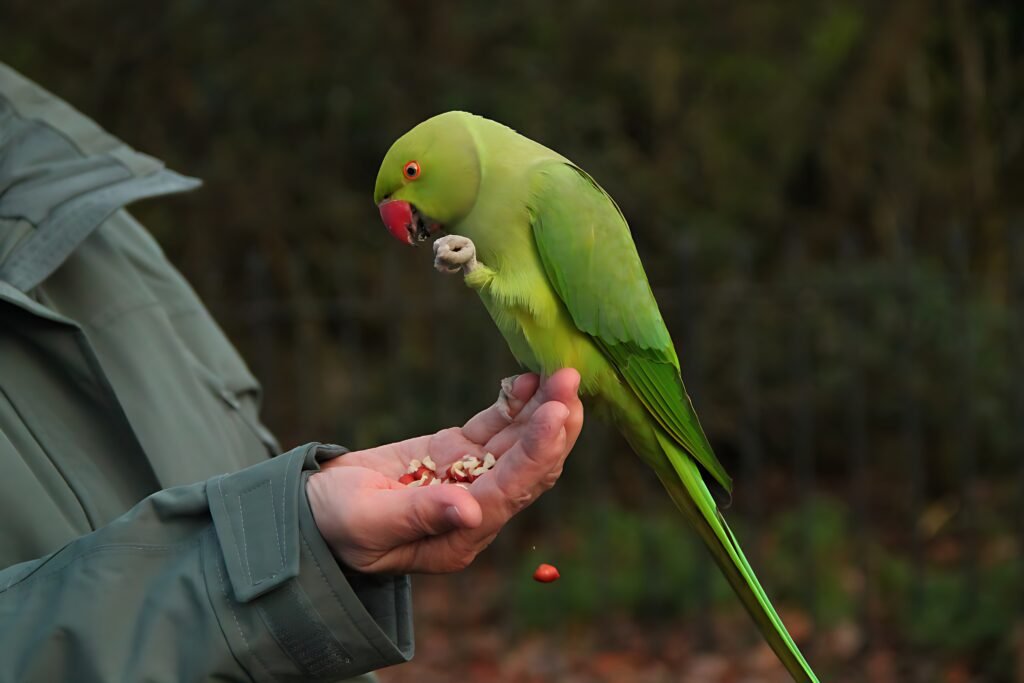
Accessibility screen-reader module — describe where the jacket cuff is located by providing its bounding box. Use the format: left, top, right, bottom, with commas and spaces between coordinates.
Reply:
204, 443, 414, 682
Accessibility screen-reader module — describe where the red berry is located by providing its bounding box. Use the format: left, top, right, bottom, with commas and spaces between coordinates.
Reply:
398, 473, 415, 485
533, 563, 560, 583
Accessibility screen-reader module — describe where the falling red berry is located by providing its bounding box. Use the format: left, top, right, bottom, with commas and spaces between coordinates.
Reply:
532, 563, 560, 583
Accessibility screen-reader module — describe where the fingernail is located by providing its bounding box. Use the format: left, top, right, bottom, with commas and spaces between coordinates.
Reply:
445, 506, 464, 527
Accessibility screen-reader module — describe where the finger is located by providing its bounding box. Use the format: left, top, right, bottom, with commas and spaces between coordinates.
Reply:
520, 368, 581, 420
537, 368, 582, 409
484, 368, 581, 456
560, 381, 584, 452
370, 526, 500, 574
472, 401, 570, 531
460, 373, 540, 444
355, 482, 483, 549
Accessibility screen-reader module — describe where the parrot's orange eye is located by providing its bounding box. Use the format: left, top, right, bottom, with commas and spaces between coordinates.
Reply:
403, 161, 421, 180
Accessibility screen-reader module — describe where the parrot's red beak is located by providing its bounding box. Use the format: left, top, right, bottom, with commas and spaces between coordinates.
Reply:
378, 199, 416, 245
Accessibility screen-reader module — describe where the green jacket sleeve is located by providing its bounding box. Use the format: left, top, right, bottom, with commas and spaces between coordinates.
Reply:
0, 443, 414, 683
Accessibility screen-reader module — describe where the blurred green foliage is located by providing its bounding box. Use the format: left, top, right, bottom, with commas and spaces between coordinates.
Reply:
516, 494, 1020, 671
514, 503, 722, 624
3, 0, 1023, 679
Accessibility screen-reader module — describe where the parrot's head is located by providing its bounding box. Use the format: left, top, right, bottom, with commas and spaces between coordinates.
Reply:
373, 111, 481, 245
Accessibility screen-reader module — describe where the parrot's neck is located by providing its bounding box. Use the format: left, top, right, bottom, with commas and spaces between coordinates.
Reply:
455, 121, 567, 271
456, 205, 531, 273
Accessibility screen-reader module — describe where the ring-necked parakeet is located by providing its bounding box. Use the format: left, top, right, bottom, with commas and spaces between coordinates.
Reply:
373, 111, 819, 683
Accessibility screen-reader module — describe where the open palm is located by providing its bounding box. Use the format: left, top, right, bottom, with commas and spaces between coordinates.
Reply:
307, 369, 583, 573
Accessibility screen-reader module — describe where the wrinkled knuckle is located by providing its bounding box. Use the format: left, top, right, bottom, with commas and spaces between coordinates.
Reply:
522, 436, 553, 467
506, 491, 534, 514
492, 479, 532, 516
541, 470, 561, 489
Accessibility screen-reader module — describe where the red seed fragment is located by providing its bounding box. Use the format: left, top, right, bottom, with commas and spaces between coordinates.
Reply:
533, 563, 560, 583
399, 453, 497, 487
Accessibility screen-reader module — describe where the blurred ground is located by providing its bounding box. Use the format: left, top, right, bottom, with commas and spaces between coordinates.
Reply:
376, 566, 999, 683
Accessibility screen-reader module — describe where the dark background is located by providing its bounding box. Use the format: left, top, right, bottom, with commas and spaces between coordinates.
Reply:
4, 1, 1023, 681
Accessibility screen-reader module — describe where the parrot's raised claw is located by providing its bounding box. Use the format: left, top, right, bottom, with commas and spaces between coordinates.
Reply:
433, 234, 480, 274
495, 374, 521, 422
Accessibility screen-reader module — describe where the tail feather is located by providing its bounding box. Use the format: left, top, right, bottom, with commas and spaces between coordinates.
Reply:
654, 431, 820, 683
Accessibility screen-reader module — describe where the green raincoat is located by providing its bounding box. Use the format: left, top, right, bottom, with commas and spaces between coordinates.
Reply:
0, 63, 412, 682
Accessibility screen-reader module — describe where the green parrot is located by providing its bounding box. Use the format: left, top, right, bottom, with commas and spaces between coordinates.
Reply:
373, 111, 819, 683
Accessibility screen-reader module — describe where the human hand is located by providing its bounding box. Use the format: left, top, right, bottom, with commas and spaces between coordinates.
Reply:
306, 368, 584, 574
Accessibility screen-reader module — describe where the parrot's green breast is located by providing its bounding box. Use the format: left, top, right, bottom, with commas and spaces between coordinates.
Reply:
459, 185, 614, 394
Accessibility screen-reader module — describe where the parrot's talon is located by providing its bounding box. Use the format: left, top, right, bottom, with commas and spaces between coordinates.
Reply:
496, 375, 520, 422
433, 234, 480, 274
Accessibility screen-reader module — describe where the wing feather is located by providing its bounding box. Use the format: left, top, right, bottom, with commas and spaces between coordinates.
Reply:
529, 162, 732, 492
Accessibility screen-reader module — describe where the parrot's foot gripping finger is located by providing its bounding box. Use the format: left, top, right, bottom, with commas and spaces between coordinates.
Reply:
496, 374, 522, 422
433, 234, 480, 274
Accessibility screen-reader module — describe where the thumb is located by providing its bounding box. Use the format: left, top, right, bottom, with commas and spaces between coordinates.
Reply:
368, 483, 483, 547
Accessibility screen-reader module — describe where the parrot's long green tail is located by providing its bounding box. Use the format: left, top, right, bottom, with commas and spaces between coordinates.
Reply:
653, 431, 820, 683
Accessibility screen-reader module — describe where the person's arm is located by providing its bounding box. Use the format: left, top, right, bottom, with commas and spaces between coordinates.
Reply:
0, 369, 583, 683
0, 440, 408, 683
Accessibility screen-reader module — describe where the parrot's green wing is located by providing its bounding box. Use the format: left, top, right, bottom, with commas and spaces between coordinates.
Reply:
528, 161, 732, 493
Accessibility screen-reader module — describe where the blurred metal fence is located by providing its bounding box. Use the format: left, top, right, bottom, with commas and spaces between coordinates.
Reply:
210, 222, 1022, 679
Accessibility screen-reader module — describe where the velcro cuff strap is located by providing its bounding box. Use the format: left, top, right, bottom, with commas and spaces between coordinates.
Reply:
208, 443, 347, 602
